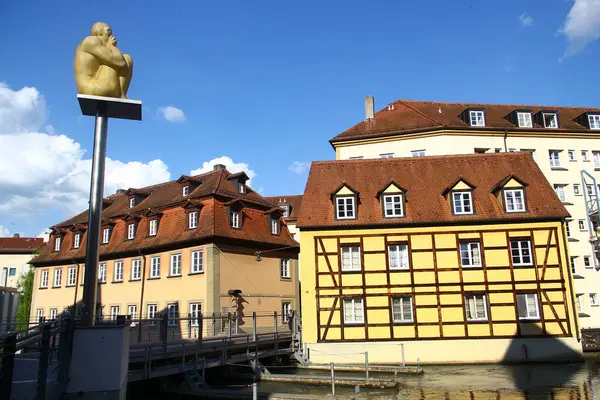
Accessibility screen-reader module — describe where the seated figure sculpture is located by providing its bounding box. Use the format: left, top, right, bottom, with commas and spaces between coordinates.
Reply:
74, 22, 133, 99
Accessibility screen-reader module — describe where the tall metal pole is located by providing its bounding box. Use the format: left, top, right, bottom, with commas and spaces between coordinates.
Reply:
82, 104, 109, 326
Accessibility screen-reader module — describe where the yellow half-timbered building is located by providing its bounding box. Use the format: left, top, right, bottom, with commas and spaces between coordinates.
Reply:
297, 152, 582, 364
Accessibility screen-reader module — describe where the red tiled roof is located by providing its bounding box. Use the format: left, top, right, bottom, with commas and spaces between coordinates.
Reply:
263, 195, 303, 222
0, 236, 45, 254
297, 153, 568, 229
33, 169, 297, 266
330, 99, 600, 143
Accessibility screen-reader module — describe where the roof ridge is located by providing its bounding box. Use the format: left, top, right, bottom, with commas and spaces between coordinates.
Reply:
396, 99, 600, 110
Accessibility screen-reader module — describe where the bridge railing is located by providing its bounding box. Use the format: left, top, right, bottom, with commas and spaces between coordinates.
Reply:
91, 311, 295, 347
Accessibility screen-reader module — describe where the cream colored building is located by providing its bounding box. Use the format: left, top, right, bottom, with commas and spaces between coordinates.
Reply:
0, 234, 44, 288
30, 166, 299, 326
331, 97, 600, 329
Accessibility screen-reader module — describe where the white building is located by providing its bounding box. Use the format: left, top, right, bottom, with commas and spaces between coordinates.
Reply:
0, 234, 45, 288
330, 97, 600, 328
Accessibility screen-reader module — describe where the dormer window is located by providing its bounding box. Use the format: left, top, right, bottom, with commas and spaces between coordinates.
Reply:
270, 217, 280, 235
73, 233, 81, 249
188, 211, 198, 229
383, 194, 403, 218
336, 196, 355, 219
183, 186, 189, 196
54, 237, 61, 252
231, 210, 240, 228
517, 112, 532, 128
452, 191, 473, 215
129, 198, 136, 208
504, 189, 526, 213
149, 219, 157, 236
589, 114, 600, 130
127, 223, 136, 240
102, 228, 110, 244
543, 113, 558, 128
239, 183, 245, 194
281, 205, 290, 218
469, 110, 485, 127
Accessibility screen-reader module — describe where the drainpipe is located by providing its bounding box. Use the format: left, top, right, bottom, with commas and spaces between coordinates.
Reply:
503, 126, 508, 152
138, 251, 146, 319
72, 260, 80, 313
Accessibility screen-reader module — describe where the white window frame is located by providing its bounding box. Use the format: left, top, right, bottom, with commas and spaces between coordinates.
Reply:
36, 309, 44, 321
150, 256, 160, 278
53, 269, 62, 287
587, 184, 595, 197
131, 259, 141, 280
147, 304, 158, 326
280, 259, 291, 279
504, 189, 526, 212
129, 198, 135, 208
336, 196, 356, 219
282, 302, 292, 323
549, 150, 561, 168
460, 241, 482, 268
383, 194, 404, 218
590, 293, 599, 307
281, 205, 290, 217
128, 305, 138, 324
149, 219, 157, 236
349, 156, 364, 160
98, 263, 107, 283
510, 239, 533, 266
380, 153, 394, 158
231, 210, 240, 228
167, 303, 179, 326
584, 256, 592, 268
577, 294, 584, 313
391, 296, 413, 322
67, 266, 76, 286
452, 191, 473, 215
102, 228, 110, 244
553, 184, 567, 202
191, 250, 203, 274
183, 186, 190, 196
568, 150, 576, 161
469, 110, 485, 127
190, 303, 201, 326
188, 211, 198, 229
54, 237, 61, 252
50, 308, 57, 320
114, 261, 123, 281
341, 245, 361, 272
170, 253, 182, 276
543, 113, 558, 128
271, 218, 279, 235
589, 115, 600, 130
40, 270, 49, 288
343, 298, 364, 324
594, 151, 600, 168
465, 294, 488, 321
570, 256, 577, 275
411, 150, 426, 157
517, 293, 540, 320
239, 183, 246, 194
582, 150, 590, 161
110, 306, 120, 320
388, 244, 409, 270
579, 219, 586, 231
574, 184, 582, 196
127, 223, 135, 240
73, 233, 80, 249
517, 112, 532, 128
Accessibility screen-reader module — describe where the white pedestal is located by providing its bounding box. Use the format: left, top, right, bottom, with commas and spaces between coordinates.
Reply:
67, 325, 130, 399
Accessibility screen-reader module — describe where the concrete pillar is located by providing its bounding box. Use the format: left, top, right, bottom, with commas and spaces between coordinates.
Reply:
66, 325, 130, 399
205, 243, 221, 315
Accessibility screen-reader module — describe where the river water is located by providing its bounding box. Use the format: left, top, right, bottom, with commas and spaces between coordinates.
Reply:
141, 361, 600, 399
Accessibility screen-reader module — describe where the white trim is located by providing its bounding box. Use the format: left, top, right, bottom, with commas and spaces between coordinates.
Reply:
114, 261, 124, 281
170, 253, 182, 276
73, 234, 80, 249
102, 228, 110, 244
150, 257, 161, 278
517, 112, 532, 128
149, 219, 157, 236
383, 194, 404, 218
465, 294, 488, 321
469, 110, 485, 127
517, 293, 540, 320
504, 189, 526, 212
391, 296, 413, 322
452, 191, 473, 215
388, 244, 409, 270
343, 298, 364, 324
280, 259, 291, 278
54, 237, 61, 252
188, 211, 198, 229
40, 270, 49, 288
589, 114, 600, 130
341, 245, 361, 272
191, 250, 204, 274
183, 186, 190, 196
131, 259, 141, 280
231, 211, 240, 228
336, 196, 356, 219
510, 239, 533, 266
460, 241, 482, 267
127, 223, 135, 240
543, 113, 558, 128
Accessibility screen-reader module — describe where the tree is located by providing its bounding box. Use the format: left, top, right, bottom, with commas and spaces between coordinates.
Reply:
15, 268, 34, 330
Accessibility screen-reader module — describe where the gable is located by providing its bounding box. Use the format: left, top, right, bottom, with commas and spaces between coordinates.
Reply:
503, 178, 524, 189
335, 185, 355, 196
382, 183, 403, 194
453, 181, 472, 191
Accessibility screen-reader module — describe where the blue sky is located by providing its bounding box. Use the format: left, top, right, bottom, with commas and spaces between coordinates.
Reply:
0, 0, 598, 237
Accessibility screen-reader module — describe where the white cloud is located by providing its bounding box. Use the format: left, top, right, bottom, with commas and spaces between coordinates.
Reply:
288, 161, 310, 174
0, 225, 10, 237
0, 83, 172, 218
519, 13, 533, 27
190, 156, 256, 184
559, 0, 600, 59
157, 106, 186, 123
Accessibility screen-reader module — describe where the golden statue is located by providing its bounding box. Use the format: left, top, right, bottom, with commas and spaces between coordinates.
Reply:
74, 22, 133, 99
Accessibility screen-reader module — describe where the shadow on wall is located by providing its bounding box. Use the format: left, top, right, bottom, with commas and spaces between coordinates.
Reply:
503, 323, 583, 394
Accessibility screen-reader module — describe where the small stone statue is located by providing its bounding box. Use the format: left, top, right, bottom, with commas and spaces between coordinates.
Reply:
74, 22, 133, 99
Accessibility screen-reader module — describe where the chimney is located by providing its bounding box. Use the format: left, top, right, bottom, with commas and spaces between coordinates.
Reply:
12, 233, 20, 238
365, 95, 375, 121
213, 164, 226, 171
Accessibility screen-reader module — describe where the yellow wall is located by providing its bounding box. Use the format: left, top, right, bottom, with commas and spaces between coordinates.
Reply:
300, 221, 581, 363
0, 253, 36, 288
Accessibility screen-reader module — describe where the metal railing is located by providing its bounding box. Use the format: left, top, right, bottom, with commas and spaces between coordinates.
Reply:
0, 317, 74, 400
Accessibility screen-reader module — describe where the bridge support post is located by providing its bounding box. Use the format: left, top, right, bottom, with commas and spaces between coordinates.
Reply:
36, 324, 52, 400
0, 333, 16, 400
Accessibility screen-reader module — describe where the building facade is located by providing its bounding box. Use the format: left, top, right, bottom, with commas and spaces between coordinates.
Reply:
30, 165, 299, 326
0, 234, 44, 288
331, 98, 600, 329
298, 153, 580, 364
264, 195, 302, 241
